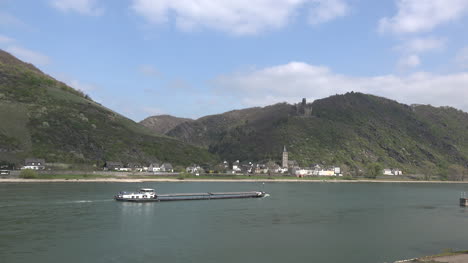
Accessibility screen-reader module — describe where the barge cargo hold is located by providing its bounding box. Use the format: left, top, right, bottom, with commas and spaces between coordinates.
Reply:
114, 188, 266, 202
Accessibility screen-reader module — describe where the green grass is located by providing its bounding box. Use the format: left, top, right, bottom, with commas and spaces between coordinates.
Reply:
19, 169, 38, 178
35, 174, 115, 179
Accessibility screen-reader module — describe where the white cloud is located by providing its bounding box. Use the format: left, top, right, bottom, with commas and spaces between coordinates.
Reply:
5, 46, 51, 65
395, 37, 446, 53
379, 0, 468, 34
0, 12, 21, 26
213, 62, 468, 112
131, 0, 349, 35
392, 37, 445, 69
397, 54, 421, 69
0, 34, 14, 44
308, 0, 348, 25
50, 0, 104, 16
139, 64, 160, 77
455, 46, 468, 69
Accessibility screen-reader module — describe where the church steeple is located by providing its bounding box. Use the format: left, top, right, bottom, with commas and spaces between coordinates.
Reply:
282, 145, 288, 169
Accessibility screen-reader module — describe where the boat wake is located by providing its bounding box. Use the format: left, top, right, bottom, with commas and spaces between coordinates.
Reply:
0, 199, 113, 208
62, 199, 113, 204
262, 194, 270, 198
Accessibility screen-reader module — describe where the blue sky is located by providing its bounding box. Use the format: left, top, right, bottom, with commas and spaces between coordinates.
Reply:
1, 0, 468, 121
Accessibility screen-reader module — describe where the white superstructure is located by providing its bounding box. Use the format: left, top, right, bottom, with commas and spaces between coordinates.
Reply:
117, 188, 157, 200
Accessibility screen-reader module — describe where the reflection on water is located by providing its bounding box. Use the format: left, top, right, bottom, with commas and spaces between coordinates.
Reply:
0, 182, 467, 263
120, 201, 158, 215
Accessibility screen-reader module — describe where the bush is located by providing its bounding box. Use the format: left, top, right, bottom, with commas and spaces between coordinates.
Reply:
365, 163, 383, 179
20, 169, 38, 179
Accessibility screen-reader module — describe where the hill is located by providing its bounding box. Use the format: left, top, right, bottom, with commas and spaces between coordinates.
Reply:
0, 50, 217, 167
167, 103, 293, 147
140, 115, 192, 135
165, 93, 468, 175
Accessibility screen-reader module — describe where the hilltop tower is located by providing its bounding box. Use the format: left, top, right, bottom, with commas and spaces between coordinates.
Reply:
282, 146, 288, 168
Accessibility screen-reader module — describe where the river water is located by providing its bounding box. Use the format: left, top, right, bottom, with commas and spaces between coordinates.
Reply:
1, 182, 468, 263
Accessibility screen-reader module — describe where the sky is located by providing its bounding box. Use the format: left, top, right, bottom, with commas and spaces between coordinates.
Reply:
1, 0, 468, 121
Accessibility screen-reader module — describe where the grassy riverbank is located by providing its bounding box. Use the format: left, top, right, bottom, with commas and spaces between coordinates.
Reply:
2, 174, 468, 183
2, 173, 355, 181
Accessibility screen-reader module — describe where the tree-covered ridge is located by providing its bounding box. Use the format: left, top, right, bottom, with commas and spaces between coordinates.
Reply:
165, 92, 468, 175
0, 49, 217, 167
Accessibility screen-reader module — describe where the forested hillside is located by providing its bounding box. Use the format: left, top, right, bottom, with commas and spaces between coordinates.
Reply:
0, 50, 217, 167
164, 92, 468, 175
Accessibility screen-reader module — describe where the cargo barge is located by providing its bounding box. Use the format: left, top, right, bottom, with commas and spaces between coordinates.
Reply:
114, 188, 266, 202
460, 192, 468, 207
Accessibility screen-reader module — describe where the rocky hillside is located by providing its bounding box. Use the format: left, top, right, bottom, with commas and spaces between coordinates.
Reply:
140, 115, 192, 135
164, 92, 468, 174
0, 50, 217, 167
167, 103, 294, 147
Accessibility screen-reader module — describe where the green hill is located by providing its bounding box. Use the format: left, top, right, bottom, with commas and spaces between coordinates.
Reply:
166, 92, 468, 175
140, 115, 193, 135
0, 50, 217, 167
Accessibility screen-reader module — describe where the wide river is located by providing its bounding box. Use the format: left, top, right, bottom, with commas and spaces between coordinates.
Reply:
1, 182, 468, 263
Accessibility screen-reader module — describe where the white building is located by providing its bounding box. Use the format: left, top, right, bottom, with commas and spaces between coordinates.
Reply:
383, 168, 403, 176
149, 163, 161, 172
232, 160, 242, 173
187, 164, 202, 173
295, 168, 314, 177
318, 170, 335, 176
22, 158, 45, 170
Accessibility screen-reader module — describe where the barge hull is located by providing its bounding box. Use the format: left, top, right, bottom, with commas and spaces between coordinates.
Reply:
115, 191, 265, 202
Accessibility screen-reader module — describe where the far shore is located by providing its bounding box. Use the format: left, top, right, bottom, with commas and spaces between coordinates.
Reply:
395, 250, 468, 263
2, 178, 468, 183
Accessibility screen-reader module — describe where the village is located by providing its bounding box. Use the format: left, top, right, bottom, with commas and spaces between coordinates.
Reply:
1, 146, 403, 178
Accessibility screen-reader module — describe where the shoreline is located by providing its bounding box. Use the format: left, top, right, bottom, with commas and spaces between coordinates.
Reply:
2, 178, 468, 183
395, 250, 468, 263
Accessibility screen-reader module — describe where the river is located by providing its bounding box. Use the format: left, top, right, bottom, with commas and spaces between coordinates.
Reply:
1, 182, 467, 263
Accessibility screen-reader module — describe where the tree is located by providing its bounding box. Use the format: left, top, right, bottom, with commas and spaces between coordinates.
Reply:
421, 161, 437, 181
20, 169, 38, 179
447, 164, 466, 181
365, 163, 383, 179
213, 163, 228, 174
350, 165, 364, 177
340, 164, 350, 177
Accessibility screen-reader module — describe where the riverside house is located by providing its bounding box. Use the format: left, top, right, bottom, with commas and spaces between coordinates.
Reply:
148, 162, 161, 172
22, 158, 46, 170
186, 164, 203, 174
294, 165, 342, 177
160, 163, 174, 172
127, 163, 144, 172
383, 168, 403, 175
103, 161, 123, 171
232, 160, 242, 173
